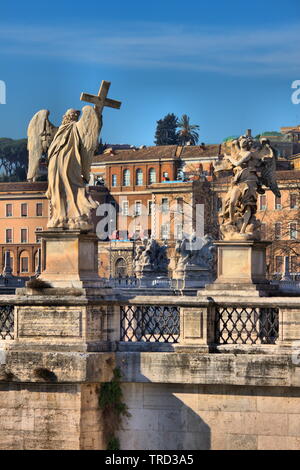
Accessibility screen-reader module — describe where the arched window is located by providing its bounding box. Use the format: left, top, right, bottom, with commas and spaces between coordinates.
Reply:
149, 168, 156, 184
123, 169, 130, 186
136, 169, 143, 186
115, 258, 127, 277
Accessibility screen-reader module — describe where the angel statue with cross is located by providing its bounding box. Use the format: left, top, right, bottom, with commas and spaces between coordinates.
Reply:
27, 81, 121, 231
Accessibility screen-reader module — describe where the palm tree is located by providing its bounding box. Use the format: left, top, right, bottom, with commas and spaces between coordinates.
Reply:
177, 114, 200, 146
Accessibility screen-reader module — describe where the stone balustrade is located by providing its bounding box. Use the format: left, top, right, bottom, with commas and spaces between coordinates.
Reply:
1, 292, 300, 355
1, 290, 300, 450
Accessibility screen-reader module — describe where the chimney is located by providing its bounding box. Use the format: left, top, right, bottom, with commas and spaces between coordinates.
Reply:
246, 129, 252, 137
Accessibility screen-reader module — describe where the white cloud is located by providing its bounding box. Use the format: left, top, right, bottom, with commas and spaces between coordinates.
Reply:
0, 21, 299, 76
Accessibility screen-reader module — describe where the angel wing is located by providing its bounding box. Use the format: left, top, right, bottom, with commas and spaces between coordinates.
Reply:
214, 140, 241, 174
76, 106, 102, 182
27, 109, 58, 181
213, 157, 233, 173
259, 140, 281, 198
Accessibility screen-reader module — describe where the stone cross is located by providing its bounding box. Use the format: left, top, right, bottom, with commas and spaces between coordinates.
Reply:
80, 80, 121, 114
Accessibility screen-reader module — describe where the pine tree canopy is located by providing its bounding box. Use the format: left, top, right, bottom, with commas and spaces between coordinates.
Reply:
154, 113, 179, 145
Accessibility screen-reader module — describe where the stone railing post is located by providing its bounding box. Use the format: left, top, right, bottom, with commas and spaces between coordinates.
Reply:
1, 292, 117, 450
103, 304, 120, 344
175, 303, 216, 352
277, 305, 300, 351
10, 295, 122, 354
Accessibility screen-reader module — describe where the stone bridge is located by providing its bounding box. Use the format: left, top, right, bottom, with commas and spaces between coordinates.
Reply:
0, 289, 300, 450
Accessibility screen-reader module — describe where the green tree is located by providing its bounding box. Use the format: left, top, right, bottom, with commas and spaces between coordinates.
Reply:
154, 113, 179, 145
0, 138, 28, 181
177, 114, 200, 146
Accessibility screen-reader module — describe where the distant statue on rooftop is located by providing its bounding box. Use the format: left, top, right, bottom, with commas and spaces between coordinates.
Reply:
175, 233, 215, 271
134, 238, 169, 274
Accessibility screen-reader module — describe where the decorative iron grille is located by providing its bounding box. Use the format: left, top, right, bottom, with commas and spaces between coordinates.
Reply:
0, 305, 14, 340
215, 306, 279, 345
120, 305, 179, 343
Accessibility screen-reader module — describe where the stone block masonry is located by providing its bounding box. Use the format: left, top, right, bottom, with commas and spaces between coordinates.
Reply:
0, 382, 104, 450
119, 383, 300, 450
1, 377, 300, 450
1, 348, 300, 449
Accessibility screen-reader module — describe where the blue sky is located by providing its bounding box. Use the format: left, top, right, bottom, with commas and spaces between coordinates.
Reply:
0, 0, 300, 145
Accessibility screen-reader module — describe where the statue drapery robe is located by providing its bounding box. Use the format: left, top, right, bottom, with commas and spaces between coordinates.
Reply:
46, 117, 98, 230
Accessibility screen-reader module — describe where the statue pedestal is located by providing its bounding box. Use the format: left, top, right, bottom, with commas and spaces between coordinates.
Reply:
38, 229, 105, 289
202, 240, 274, 297
215, 240, 269, 284
139, 273, 169, 288
174, 265, 215, 289
136, 266, 169, 287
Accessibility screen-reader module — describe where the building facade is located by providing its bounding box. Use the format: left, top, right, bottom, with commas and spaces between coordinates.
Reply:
0, 182, 48, 276
91, 145, 219, 278
1, 137, 300, 280
0, 182, 107, 278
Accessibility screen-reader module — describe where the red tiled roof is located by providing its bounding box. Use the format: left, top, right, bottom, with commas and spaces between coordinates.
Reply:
0, 181, 48, 193
92, 144, 221, 164
180, 144, 221, 158
93, 146, 178, 163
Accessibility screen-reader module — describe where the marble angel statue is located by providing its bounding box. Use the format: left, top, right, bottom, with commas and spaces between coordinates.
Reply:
27, 81, 120, 231
134, 238, 169, 273
27, 110, 58, 182
45, 106, 102, 230
215, 135, 280, 240
175, 233, 215, 271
